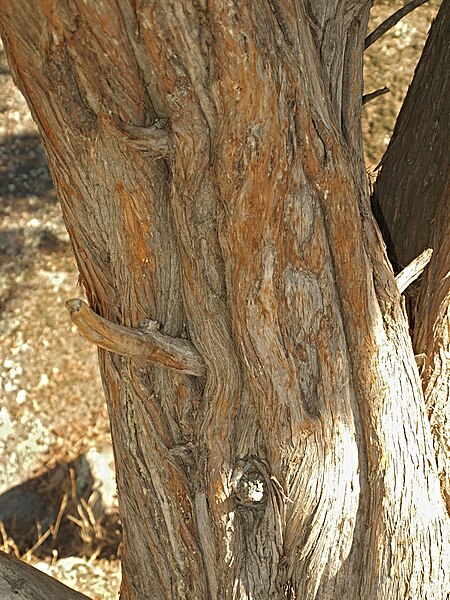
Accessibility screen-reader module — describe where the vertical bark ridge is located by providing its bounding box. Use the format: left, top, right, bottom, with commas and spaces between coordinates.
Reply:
303, 1, 372, 164
125, 4, 244, 595
1, 2, 209, 598
119, 2, 365, 596
202, 3, 362, 596
414, 216, 450, 515
299, 110, 450, 596
373, 0, 450, 519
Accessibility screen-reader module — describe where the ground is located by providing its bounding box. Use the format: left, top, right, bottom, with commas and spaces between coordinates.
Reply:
0, 2, 440, 598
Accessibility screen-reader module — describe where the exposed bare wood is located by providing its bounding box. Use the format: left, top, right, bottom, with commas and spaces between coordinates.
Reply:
0, 551, 90, 600
395, 247, 433, 293
365, 0, 430, 49
66, 298, 206, 377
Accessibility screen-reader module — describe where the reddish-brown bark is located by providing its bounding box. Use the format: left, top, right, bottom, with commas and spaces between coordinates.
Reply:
0, 2, 448, 599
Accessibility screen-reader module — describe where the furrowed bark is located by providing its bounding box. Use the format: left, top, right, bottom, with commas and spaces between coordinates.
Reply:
372, 0, 450, 270
1, 2, 449, 599
373, 1, 450, 516
414, 214, 450, 514
1, 3, 207, 597
304, 0, 372, 182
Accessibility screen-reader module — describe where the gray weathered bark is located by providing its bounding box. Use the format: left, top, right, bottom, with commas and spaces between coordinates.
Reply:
0, 1, 449, 599
373, 0, 450, 515
0, 551, 90, 600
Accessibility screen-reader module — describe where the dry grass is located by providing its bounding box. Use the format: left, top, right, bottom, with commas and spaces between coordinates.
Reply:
0, 480, 120, 564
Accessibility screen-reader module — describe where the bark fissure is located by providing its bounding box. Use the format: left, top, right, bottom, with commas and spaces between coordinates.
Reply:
374, 1, 450, 518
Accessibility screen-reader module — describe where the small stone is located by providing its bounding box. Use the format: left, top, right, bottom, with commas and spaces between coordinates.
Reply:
16, 389, 27, 404
38, 373, 49, 387
27, 218, 41, 228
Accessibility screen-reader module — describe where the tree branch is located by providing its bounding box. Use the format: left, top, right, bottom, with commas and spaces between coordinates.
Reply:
365, 0, 430, 49
99, 114, 172, 158
363, 86, 390, 105
66, 298, 206, 377
0, 551, 91, 600
395, 248, 433, 293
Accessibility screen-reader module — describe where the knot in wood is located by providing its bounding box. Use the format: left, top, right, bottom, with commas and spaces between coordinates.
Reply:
232, 460, 268, 508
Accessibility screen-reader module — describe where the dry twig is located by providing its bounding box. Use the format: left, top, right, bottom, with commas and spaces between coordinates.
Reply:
365, 0, 430, 49
363, 86, 390, 105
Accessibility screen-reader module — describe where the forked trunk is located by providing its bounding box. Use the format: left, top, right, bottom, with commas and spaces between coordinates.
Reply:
373, 1, 450, 516
1, 2, 448, 598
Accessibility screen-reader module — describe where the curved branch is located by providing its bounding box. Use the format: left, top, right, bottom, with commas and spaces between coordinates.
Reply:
0, 550, 90, 600
66, 298, 206, 377
365, 0, 430, 50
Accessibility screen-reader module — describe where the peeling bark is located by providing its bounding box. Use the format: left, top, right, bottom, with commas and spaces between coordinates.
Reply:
415, 214, 450, 515
0, 2, 449, 599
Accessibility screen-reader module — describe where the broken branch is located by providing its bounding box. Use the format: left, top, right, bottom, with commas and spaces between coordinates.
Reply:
395, 248, 433, 293
66, 298, 206, 377
365, 0, 430, 49
363, 86, 390, 105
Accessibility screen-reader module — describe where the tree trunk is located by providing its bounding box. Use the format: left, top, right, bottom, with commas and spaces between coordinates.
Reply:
1, 2, 449, 599
372, 0, 449, 272
415, 203, 450, 515
373, 1, 450, 515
